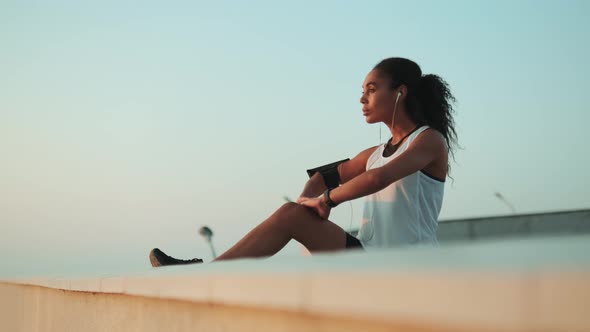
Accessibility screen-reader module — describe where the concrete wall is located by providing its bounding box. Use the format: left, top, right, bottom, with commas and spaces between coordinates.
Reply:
0, 283, 408, 332
2, 236, 590, 332
438, 209, 590, 242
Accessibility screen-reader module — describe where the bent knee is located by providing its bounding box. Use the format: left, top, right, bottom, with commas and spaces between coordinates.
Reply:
275, 202, 304, 217
273, 202, 315, 223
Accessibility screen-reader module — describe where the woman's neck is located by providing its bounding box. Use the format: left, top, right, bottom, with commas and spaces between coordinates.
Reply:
389, 117, 419, 145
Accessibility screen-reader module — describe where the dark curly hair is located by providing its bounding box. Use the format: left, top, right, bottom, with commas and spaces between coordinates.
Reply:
373, 57, 458, 163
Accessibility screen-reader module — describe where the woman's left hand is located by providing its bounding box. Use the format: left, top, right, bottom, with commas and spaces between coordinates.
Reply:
298, 196, 331, 220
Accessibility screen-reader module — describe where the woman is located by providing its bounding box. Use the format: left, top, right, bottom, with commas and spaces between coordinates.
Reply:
149, 57, 457, 266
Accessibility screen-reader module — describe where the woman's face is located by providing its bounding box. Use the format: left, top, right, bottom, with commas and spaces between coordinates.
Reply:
360, 69, 397, 124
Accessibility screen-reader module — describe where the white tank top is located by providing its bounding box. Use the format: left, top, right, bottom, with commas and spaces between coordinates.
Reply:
357, 126, 444, 249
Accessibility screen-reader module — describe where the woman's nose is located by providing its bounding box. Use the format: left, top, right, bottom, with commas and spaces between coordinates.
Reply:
360, 94, 367, 104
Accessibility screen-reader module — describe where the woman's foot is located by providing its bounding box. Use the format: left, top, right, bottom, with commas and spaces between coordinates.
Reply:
149, 248, 203, 267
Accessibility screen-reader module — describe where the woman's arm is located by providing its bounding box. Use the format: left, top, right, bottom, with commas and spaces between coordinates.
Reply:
337, 145, 379, 184
299, 130, 446, 218
297, 145, 378, 201
330, 129, 445, 205
297, 172, 326, 201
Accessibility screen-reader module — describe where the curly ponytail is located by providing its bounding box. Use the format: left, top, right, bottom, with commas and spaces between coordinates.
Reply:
417, 74, 458, 159
373, 58, 458, 161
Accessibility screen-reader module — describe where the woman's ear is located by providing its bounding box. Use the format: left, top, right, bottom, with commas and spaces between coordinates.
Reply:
397, 85, 408, 98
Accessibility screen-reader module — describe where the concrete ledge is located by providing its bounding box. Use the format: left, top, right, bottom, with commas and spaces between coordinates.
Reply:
0, 283, 452, 332
2, 236, 590, 331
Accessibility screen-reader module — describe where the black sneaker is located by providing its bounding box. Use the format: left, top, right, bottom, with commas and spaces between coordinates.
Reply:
149, 248, 203, 267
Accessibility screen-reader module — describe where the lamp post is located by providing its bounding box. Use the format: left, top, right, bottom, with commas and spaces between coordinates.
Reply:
198, 226, 217, 259
494, 192, 516, 214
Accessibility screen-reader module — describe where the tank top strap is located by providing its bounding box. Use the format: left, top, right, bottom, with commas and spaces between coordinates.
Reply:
396, 125, 430, 154
407, 125, 430, 143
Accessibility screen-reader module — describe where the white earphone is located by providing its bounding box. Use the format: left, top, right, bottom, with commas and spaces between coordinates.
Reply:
380, 90, 403, 145
391, 90, 402, 134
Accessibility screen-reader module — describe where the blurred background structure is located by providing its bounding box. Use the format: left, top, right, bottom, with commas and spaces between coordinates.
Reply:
199, 226, 217, 259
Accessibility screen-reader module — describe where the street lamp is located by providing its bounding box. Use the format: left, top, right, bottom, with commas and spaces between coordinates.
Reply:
199, 226, 217, 259
494, 192, 516, 214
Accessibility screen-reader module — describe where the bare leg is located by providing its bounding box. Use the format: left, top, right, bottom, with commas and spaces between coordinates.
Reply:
214, 203, 347, 261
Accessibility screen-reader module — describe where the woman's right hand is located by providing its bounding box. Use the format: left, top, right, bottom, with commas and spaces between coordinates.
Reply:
296, 196, 308, 204
297, 196, 331, 220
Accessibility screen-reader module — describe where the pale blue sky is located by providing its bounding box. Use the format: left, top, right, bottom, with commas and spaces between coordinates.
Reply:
1, 1, 589, 276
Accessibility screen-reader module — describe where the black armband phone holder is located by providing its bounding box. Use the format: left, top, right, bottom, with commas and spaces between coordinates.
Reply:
306, 158, 350, 189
